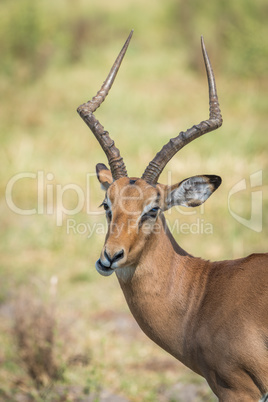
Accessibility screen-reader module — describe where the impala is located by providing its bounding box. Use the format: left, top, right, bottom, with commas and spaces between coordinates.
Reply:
77, 31, 268, 401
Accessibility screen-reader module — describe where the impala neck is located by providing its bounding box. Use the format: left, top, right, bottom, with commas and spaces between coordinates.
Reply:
116, 214, 209, 373
116, 214, 187, 283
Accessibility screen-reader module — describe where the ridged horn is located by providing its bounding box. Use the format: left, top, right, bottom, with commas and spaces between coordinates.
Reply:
77, 30, 133, 180
141, 36, 222, 184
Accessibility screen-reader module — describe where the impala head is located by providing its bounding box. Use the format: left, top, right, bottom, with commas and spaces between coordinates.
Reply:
95, 167, 221, 276
77, 31, 222, 276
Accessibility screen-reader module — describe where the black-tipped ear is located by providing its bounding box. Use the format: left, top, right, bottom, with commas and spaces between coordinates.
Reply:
164, 175, 222, 210
96, 163, 113, 190
208, 175, 222, 191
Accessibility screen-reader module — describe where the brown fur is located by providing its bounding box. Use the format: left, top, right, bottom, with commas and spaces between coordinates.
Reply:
97, 175, 268, 401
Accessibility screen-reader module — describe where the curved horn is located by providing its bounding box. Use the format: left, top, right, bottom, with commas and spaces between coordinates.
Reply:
142, 36, 222, 184
77, 30, 133, 180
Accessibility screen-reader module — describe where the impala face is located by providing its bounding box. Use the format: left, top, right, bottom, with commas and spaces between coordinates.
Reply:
95, 177, 162, 276
95, 167, 221, 276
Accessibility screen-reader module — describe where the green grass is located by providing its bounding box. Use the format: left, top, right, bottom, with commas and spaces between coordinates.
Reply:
0, 0, 267, 400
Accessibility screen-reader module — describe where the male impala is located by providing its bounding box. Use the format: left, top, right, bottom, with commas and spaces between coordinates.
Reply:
77, 31, 268, 401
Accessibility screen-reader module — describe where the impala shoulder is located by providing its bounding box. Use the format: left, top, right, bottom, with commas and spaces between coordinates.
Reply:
234, 252, 268, 270
246, 252, 268, 262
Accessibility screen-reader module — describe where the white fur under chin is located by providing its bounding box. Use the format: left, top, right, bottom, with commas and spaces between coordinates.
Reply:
116, 266, 135, 283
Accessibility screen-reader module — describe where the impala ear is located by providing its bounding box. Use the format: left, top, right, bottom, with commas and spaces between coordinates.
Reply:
96, 163, 113, 190
163, 175, 221, 210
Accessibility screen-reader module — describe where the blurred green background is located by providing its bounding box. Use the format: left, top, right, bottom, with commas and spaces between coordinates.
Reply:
0, 0, 267, 400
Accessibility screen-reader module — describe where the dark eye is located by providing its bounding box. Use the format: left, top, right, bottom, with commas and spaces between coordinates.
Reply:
101, 202, 112, 220
141, 207, 160, 223
102, 202, 109, 211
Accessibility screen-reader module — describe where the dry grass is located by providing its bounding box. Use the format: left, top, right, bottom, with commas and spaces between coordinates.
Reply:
13, 292, 61, 388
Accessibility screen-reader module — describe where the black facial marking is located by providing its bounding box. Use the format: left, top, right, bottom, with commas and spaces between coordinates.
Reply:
129, 179, 137, 185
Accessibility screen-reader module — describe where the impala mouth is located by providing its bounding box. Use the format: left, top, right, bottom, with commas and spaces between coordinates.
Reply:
95, 259, 115, 276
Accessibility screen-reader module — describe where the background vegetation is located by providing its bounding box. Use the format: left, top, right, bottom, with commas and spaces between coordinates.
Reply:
0, 0, 267, 400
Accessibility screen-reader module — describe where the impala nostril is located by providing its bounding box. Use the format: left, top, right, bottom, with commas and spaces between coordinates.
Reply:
104, 249, 125, 265
112, 250, 124, 263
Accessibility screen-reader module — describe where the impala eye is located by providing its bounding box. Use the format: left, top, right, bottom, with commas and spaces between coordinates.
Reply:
149, 207, 159, 216
100, 202, 112, 220
102, 202, 109, 211
141, 207, 160, 223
